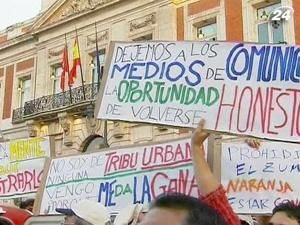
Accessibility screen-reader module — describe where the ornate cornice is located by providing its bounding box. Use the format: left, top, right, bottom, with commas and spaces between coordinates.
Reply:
48, 45, 64, 58
129, 13, 156, 32
48, 0, 117, 25
87, 30, 109, 47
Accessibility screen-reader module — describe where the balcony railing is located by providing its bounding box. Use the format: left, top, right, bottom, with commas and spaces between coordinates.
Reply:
12, 83, 100, 123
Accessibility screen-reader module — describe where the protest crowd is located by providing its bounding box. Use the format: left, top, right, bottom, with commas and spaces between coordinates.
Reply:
0, 2, 299, 224
0, 119, 299, 225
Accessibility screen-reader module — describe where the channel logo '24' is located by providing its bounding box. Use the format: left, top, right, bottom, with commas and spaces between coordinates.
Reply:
269, 6, 294, 22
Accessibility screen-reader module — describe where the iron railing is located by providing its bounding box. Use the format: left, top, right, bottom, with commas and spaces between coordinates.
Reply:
12, 83, 100, 123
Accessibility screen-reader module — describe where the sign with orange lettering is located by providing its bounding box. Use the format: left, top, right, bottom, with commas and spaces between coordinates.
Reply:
221, 141, 300, 214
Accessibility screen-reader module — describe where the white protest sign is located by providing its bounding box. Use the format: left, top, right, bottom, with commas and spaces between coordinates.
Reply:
0, 137, 50, 198
39, 138, 207, 215
221, 141, 300, 214
95, 41, 300, 143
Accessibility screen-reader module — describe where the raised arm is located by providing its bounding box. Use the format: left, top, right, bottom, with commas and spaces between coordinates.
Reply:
191, 120, 241, 225
191, 120, 219, 195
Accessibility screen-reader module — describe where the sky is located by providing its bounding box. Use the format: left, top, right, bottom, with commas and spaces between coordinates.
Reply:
0, 1, 42, 30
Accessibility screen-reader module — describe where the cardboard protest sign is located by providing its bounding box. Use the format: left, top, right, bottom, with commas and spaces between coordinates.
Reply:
0, 137, 50, 198
38, 137, 207, 215
221, 141, 300, 214
95, 41, 300, 143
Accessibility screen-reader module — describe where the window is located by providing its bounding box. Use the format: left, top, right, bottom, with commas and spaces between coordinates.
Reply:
195, 19, 217, 41
257, 2, 284, 43
83, 135, 108, 153
132, 33, 153, 41
18, 78, 31, 107
91, 49, 105, 86
51, 66, 62, 94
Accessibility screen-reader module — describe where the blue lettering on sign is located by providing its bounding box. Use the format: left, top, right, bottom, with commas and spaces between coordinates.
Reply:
133, 176, 151, 204
186, 60, 204, 86
263, 162, 275, 173
98, 180, 117, 207
110, 60, 205, 87
238, 198, 270, 210
133, 176, 140, 204
226, 43, 300, 83
165, 62, 185, 82
236, 163, 246, 176
291, 164, 300, 172
141, 175, 151, 203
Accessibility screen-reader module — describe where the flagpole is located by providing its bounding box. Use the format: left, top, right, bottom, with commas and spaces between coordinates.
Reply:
75, 28, 86, 100
65, 34, 73, 104
103, 119, 109, 147
95, 22, 101, 91
95, 22, 108, 148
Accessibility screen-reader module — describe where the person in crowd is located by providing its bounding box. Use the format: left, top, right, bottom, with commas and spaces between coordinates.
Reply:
253, 202, 300, 225
56, 199, 111, 225
238, 215, 256, 225
114, 204, 147, 225
0, 205, 31, 225
254, 216, 271, 225
20, 199, 34, 214
268, 202, 300, 225
191, 119, 240, 225
138, 192, 227, 225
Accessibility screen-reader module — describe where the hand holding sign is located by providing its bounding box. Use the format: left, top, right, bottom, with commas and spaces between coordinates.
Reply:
191, 120, 220, 196
245, 138, 261, 150
191, 119, 209, 156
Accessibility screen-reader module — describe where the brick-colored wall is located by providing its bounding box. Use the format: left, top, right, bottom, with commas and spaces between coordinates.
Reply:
293, 0, 300, 44
3, 65, 14, 119
224, 0, 243, 41
21, 25, 32, 33
0, 35, 7, 45
188, 0, 220, 16
177, 7, 184, 40
16, 58, 34, 72
0, 68, 4, 78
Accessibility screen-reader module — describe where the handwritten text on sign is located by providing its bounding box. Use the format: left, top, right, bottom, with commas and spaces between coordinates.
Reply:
0, 137, 50, 198
96, 41, 300, 143
221, 141, 300, 214
40, 138, 206, 214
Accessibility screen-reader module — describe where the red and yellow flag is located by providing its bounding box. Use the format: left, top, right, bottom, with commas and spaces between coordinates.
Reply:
68, 37, 81, 86
60, 44, 69, 91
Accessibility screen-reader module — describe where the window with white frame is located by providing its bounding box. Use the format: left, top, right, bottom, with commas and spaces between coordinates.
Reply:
132, 33, 153, 41
18, 77, 31, 107
194, 19, 217, 41
90, 49, 106, 86
51, 65, 62, 94
256, 2, 284, 44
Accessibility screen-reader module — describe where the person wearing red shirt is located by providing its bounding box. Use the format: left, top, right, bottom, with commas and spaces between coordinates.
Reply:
0, 205, 31, 225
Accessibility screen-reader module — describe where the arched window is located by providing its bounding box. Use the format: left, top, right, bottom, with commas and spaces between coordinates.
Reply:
82, 135, 109, 153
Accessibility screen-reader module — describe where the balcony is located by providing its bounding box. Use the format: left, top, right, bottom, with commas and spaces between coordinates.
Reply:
12, 83, 100, 124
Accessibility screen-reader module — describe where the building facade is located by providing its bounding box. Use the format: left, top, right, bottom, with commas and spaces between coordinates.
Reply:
0, 0, 299, 156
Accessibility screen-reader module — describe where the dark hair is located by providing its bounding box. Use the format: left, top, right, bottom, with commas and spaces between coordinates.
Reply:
0, 218, 13, 225
20, 199, 34, 210
273, 202, 300, 221
150, 193, 227, 225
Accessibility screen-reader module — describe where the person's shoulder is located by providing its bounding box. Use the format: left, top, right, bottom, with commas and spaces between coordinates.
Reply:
0, 205, 32, 225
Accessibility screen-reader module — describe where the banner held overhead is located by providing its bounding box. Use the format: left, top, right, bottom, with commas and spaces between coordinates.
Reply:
95, 41, 300, 143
